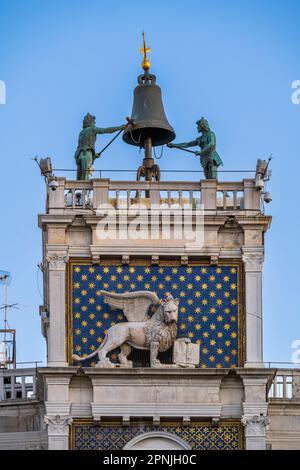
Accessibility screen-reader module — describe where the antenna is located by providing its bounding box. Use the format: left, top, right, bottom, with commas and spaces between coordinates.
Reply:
0, 271, 16, 368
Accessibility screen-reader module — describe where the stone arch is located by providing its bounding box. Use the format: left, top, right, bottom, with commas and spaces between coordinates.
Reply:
123, 431, 191, 450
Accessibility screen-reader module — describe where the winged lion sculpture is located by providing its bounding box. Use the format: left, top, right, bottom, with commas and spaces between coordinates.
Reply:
72, 290, 179, 368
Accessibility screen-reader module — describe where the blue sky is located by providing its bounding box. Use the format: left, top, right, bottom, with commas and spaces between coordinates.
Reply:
0, 0, 299, 365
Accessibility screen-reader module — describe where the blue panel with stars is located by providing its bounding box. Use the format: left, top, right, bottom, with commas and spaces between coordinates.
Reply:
70, 263, 241, 368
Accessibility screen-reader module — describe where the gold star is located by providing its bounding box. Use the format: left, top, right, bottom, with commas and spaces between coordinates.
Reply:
74, 297, 81, 304
89, 267, 95, 273
195, 275, 201, 282
89, 329, 95, 335
188, 315, 194, 322
129, 267, 135, 273
89, 313, 95, 320
103, 267, 110, 273
96, 321, 102, 327
74, 267, 81, 273
172, 268, 178, 274
82, 337, 88, 344
75, 312, 81, 319
73, 282, 80, 289
81, 274, 87, 281
96, 274, 102, 281
81, 320, 87, 327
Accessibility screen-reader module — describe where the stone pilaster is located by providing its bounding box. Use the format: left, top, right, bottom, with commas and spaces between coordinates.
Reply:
241, 415, 270, 450
242, 247, 264, 367
44, 414, 73, 450
46, 251, 68, 366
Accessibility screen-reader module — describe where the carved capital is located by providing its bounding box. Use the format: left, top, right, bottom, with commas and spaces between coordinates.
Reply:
241, 415, 270, 437
151, 255, 159, 265
44, 414, 73, 435
242, 250, 264, 271
46, 253, 69, 270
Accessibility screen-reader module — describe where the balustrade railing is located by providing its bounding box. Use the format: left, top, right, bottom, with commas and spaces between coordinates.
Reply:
47, 178, 260, 213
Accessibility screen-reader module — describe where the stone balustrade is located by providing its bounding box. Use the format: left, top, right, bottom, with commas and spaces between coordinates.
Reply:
47, 178, 261, 214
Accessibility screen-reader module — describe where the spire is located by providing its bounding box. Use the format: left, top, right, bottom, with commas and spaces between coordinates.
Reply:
139, 31, 151, 73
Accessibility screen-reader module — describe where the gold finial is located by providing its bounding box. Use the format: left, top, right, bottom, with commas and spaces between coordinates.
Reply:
139, 31, 151, 72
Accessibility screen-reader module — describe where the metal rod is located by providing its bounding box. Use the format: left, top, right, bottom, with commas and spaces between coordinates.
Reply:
170, 145, 198, 155
53, 168, 255, 173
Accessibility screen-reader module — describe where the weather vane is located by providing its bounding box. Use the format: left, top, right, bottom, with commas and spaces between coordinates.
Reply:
139, 31, 151, 72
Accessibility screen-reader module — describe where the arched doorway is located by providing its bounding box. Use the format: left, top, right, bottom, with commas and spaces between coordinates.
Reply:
123, 431, 190, 450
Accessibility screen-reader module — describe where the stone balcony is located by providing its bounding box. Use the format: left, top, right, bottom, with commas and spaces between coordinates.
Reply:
47, 177, 262, 215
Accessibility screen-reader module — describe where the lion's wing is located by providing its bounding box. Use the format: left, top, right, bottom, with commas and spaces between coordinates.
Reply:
100, 290, 160, 322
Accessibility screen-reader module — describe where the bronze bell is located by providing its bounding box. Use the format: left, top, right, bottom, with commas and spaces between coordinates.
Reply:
123, 73, 175, 148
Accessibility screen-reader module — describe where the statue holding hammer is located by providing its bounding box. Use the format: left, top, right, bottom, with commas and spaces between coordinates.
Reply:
167, 117, 223, 179
74, 113, 132, 180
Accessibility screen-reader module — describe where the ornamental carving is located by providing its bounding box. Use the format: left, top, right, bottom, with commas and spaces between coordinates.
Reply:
46, 253, 69, 270
44, 415, 73, 435
241, 415, 270, 437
